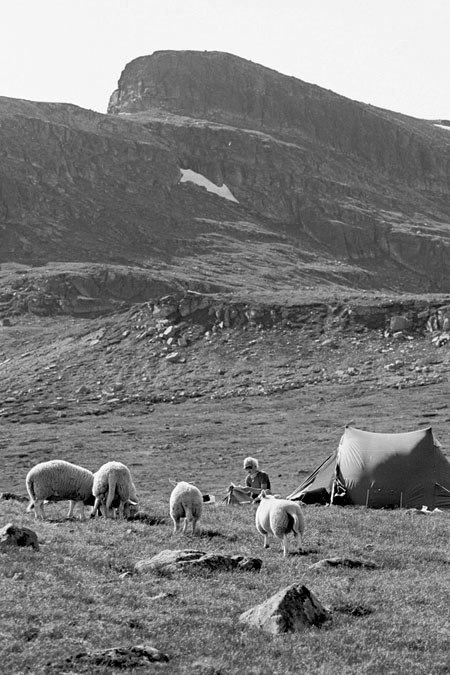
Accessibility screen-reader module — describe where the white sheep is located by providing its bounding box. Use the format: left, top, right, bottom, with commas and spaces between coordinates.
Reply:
25, 459, 95, 521
169, 481, 203, 534
255, 491, 305, 558
92, 461, 138, 519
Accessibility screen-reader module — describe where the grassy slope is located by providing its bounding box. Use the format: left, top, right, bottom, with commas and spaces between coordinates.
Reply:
1, 312, 450, 674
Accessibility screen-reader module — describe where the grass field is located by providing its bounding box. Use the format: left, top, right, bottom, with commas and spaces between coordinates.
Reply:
1, 406, 450, 675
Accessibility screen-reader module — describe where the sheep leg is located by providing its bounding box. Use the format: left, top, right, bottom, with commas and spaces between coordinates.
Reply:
191, 517, 198, 535
67, 500, 77, 519
91, 496, 102, 518
282, 535, 288, 558
77, 501, 86, 521
263, 534, 269, 549
292, 529, 303, 553
34, 500, 45, 520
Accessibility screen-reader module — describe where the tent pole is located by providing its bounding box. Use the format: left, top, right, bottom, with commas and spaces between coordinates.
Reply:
400, 492, 403, 509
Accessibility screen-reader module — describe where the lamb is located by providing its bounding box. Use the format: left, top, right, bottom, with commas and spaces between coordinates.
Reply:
255, 491, 305, 558
169, 481, 203, 534
25, 459, 95, 521
92, 461, 138, 519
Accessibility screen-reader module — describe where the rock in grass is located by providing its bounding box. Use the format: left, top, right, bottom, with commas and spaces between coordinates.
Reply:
0, 492, 29, 503
239, 583, 330, 634
53, 644, 169, 669
308, 557, 380, 570
0, 522, 39, 550
135, 549, 262, 574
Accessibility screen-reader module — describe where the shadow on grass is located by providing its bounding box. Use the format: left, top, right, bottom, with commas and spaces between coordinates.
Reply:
199, 528, 239, 541
288, 547, 319, 557
127, 513, 168, 526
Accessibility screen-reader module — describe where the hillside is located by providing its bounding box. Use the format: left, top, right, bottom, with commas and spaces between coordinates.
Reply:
1, 50, 450, 312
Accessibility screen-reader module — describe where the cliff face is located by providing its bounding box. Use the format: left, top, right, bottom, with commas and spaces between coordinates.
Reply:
108, 50, 450, 189
106, 50, 450, 293
1, 51, 450, 306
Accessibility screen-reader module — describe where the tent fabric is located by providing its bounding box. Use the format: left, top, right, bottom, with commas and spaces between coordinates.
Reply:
286, 453, 337, 504
287, 425, 450, 509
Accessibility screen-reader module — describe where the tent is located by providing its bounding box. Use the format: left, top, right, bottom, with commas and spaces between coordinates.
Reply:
286, 425, 450, 509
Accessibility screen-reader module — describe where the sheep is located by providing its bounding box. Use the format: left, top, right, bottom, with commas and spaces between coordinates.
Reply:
255, 491, 305, 558
92, 461, 138, 519
169, 481, 203, 535
25, 459, 95, 521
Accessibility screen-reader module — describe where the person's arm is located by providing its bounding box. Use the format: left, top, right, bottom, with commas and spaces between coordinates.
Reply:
261, 472, 271, 491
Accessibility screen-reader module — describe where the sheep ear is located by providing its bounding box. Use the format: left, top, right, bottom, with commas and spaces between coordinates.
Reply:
260, 490, 266, 498
128, 500, 138, 505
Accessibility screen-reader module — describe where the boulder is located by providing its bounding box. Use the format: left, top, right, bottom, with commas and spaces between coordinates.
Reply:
0, 523, 39, 550
239, 583, 330, 634
390, 315, 413, 332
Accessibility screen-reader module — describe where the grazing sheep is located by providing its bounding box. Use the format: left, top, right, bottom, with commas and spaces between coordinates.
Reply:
92, 461, 138, 519
169, 481, 203, 534
25, 460, 95, 521
255, 491, 305, 557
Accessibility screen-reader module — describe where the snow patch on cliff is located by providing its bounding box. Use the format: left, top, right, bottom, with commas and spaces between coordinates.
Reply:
179, 169, 239, 203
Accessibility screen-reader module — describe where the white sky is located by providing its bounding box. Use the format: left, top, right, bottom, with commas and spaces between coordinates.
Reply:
1, 0, 449, 120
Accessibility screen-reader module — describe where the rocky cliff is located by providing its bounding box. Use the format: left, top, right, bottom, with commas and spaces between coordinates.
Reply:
107, 51, 450, 294
1, 50, 450, 313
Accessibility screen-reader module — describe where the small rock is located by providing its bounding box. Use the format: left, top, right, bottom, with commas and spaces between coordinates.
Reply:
166, 352, 181, 363
0, 492, 29, 503
308, 557, 380, 570
0, 523, 39, 550
54, 644, 169, 669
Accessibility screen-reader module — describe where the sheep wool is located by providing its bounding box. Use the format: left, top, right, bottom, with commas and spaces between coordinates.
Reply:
255, 492, 305, 558
169, 481, 203, 535
25, 459, 95, 521
92, 461, 138, 519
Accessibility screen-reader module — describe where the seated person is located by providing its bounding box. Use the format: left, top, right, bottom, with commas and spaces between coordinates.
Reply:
243, 456, 271, 498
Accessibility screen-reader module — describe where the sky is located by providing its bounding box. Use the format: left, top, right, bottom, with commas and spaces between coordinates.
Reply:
1, 0, 449, 120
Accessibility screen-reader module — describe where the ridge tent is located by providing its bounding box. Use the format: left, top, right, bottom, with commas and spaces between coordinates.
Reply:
286, 425, 450, 509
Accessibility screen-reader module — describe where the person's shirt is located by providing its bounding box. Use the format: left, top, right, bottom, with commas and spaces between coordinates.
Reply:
245, 470, 271, 497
